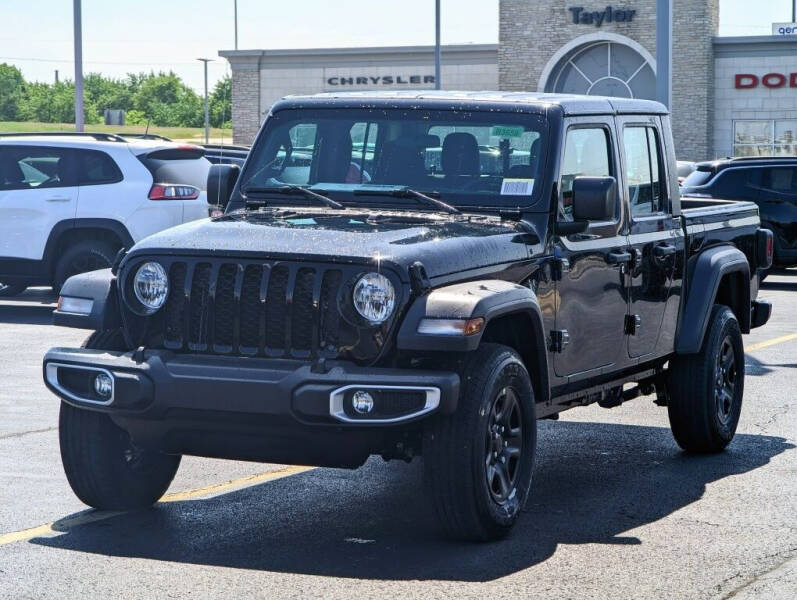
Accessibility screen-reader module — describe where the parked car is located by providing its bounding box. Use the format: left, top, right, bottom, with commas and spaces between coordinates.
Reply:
116, 134, 250, 168
676, 160, 697, 185
681, 156, 797, 270
46, 92, 772, 541
0, 133, 211, 296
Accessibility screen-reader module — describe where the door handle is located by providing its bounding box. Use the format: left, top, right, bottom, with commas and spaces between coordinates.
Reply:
45, 196, 71, 202
653, 244, 676, 258
607, 250, 632, 264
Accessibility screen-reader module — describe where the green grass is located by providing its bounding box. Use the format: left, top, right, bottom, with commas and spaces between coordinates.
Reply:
0, 121, 234, 143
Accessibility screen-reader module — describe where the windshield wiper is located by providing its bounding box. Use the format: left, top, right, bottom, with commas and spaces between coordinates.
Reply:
242, 185, 345, 210
353, 187, 460, 215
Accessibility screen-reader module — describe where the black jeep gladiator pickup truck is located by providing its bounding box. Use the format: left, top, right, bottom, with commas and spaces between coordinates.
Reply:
44, 92, 774, 541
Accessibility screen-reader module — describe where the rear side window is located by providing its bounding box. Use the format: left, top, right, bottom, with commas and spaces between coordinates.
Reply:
76, 149, 122, 185
762, 167, 797, 196
709, 169, 759, 200
0, 145, 74, 190
623, 126, 665, 216
559, 127, 612, 221
137, 149, 211, 190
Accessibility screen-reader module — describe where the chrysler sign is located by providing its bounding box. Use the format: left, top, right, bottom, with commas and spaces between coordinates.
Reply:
327, 75, 436, 86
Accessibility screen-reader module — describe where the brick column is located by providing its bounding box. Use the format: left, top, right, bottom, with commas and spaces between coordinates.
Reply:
226, 55, 262, 146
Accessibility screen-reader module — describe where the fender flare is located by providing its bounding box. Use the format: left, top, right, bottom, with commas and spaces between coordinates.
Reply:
397, 279, 550, 405
43, 219, 135, 273
675, 245, 750, 354
53, 268, 121, 330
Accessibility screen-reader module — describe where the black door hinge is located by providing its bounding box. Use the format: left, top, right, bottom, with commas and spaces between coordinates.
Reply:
551, 257, 570, 281
625, 314, 641, 335
550, 329, 570, 353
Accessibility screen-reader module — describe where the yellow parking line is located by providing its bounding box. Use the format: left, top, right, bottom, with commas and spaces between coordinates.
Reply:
746, 333, 797, 353
0, 465, 312, 547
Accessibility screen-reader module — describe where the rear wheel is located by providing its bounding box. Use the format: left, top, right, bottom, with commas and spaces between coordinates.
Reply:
59, 330, 181, 510
53, 240, 117, 293
667, 305, 744, 453
424, 344, 537, 541
0, 281, 27, 297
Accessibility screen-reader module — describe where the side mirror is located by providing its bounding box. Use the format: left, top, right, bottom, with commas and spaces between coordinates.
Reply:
207, 163, 240, 213
572, 176, 617, 222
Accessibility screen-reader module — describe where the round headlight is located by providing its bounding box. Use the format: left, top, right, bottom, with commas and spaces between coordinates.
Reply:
352, 272, 395, 324
133, 262, 169, 314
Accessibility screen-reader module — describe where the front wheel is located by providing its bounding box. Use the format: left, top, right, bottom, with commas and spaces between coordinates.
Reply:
53, 240, 117, 293
424, 344, 537, 541
58, 330, 181, 510
667, 305, 744, 453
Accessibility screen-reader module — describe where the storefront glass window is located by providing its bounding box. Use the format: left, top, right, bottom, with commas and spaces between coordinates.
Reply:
547, 41, 656, 100
734, 120, 797, 157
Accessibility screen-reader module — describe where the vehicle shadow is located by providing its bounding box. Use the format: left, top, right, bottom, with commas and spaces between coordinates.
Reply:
0, 304, 54, 325
30, 422, 792, 582
761, 269, 797, 291
0, 288, 57, 325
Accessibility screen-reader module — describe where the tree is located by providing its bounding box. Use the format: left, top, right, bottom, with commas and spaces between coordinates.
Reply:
0, 63, 25, 120
132, 72, 203, 127
209, 75, 232, 128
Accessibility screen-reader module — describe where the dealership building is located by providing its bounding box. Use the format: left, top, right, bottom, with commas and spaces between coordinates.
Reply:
221, 0, 797, 160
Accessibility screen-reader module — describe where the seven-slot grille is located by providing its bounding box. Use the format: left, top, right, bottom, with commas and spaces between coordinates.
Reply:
156, 259, 344, 358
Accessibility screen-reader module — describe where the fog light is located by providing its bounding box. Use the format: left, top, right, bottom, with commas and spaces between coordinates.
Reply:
93, 373, 113, 400
351, 390, 374, 414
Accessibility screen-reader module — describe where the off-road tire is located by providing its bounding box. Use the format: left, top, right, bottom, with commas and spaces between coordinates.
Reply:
53, 240, 118, 293
667, 305, 744, 453
59, 330, 181, 510
424, 343, 537, 541
0, 281, 27, 297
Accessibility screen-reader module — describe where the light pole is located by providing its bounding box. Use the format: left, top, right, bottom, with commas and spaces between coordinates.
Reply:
198, 59, 213, 143
73, 0, 84, 131
656, 0, 672, 109
434, 0, 441, 90
234, 0, 238, 50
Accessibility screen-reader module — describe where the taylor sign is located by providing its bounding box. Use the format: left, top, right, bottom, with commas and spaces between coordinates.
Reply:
735, 73, 797, 89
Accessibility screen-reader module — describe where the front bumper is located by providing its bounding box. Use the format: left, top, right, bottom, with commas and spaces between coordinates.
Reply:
43, 348, 459, 466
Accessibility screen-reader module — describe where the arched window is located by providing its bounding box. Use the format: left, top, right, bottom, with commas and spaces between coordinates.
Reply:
545, 41, 656, 100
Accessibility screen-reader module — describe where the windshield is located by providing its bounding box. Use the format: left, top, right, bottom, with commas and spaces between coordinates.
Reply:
239, 107, 548, 209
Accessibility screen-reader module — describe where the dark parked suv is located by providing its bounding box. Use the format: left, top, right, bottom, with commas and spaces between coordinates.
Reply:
681, 157, 797, 269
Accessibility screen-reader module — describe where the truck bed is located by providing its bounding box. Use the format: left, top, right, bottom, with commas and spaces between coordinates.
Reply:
680, 197, 760, 249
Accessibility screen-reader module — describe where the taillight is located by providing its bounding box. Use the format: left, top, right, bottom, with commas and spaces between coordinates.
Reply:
756, 228, 774, 269
209, 206, 224, 218
148, 184, 199, 200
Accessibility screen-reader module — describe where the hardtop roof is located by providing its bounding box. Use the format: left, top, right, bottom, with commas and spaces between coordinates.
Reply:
273, 90, 668, 116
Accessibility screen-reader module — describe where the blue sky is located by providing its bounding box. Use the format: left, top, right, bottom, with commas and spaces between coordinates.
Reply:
0, 0, 794, 93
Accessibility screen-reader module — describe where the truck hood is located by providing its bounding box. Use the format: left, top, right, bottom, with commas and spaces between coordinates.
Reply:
129, 208, 538, 280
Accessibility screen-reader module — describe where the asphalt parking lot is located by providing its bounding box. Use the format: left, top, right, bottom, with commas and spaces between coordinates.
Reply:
1, 273, 795, 599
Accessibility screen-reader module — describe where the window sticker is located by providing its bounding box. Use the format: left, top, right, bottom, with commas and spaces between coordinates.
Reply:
491, 125, 525, 139
500, 178, 535, 195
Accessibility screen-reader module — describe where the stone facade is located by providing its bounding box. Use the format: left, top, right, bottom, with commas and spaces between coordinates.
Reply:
221, 45, 498, 145
499, 0, 720, 160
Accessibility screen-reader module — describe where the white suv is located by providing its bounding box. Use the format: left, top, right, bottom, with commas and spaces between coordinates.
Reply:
0, 133, 211, 296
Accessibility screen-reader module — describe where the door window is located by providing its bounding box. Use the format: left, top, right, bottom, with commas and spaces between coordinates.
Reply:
559, 127, 612, 221
0, 146, 73, 190
623, 126, 665, 216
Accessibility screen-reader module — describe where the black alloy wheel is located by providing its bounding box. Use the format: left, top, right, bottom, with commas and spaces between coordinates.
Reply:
714, 337, 737, 427
485, 386, 523, 504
